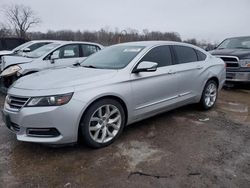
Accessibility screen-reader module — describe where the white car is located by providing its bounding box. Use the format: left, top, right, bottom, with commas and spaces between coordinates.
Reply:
0, 41, 103, 88
0, 40, 57, 60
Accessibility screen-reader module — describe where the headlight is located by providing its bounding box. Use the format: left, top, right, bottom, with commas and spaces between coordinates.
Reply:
0, 65, 21, 77
239, 59, 250, 67
26, 93, 73, 107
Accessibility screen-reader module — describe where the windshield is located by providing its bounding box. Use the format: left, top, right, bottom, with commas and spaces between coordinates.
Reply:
26, 43, 60, 58
12, 41, 33, 52
81, 45, 145, 69
217, 37, 250, 49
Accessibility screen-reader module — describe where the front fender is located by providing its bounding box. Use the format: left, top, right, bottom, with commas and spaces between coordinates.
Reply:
17, 63, 40, 75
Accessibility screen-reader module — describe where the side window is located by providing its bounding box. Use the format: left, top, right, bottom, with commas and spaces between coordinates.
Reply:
28, 42, 50, 52
140, 45, 172, 67
173, 45, 198, 64
51, 44, 80, 59
195, 50, 207, 61
81, 45, 99, 57
50, 50, 60, 59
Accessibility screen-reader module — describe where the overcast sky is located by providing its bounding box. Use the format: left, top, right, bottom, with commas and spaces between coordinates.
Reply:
0, 0, 249, 43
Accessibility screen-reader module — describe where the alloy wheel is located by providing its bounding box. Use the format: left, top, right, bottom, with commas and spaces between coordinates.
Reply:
88, 104, 122, 143
204, 82, 217, 107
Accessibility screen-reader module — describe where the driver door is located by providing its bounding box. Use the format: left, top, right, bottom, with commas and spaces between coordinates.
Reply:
130, 45, 179, 118
49, 44, 82, 68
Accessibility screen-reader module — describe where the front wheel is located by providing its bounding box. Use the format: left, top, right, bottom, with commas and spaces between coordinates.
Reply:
80, 99, 125, 148
199, 80, 218, 110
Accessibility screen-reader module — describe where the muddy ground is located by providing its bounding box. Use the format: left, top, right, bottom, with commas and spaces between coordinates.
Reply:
0, 86, 250, 188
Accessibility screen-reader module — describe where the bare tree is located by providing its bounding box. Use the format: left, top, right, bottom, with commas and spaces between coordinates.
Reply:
3, 4, 41, 39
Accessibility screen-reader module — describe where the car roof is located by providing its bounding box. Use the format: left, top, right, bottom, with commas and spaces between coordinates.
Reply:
29, 40, 64, 43
49, 40, 103, 47
114, 40, 205, 52
28, 40, 103, 48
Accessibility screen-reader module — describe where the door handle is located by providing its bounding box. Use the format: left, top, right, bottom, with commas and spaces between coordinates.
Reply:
196, 65, 203, 70
168, 70, 176, 74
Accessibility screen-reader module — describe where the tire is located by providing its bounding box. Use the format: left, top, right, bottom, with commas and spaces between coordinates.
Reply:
80, 98, 125, 148
199, 80, 218, 110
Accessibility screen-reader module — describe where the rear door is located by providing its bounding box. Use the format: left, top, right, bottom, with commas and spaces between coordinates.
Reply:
131, 45, 179, 117
171, 45, 207, 100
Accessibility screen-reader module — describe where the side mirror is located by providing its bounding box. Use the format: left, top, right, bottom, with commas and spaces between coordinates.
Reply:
133, 61, 158, 73
22, 48, 31, 53
205, 45, 217, 51
49, 53, 59, 64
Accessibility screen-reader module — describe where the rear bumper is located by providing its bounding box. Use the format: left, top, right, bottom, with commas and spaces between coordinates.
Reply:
226, 68, 250, 82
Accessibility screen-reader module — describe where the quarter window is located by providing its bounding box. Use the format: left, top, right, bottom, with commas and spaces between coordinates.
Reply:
173, 45, 198, 64
140, 45, 172, 67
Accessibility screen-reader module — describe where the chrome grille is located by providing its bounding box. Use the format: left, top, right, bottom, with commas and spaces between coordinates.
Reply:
6, 95, 29, 111
217, 56, 239, 68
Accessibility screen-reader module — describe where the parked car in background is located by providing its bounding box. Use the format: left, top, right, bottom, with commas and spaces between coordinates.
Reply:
2, 41, 225, 148
0, 41, 103, 88
0, 40, 57, 62
0, 37, 27, 51
210, 36, 250, 83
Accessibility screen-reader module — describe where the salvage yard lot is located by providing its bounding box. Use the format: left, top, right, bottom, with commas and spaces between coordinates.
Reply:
0, 87, 250, 188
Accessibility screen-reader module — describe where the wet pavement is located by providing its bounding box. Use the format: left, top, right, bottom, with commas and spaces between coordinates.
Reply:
0, 87, 250, 188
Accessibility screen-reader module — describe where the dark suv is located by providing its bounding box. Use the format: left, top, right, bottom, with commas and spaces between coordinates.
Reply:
0, 38, 27, 51
210, 36, 250, 83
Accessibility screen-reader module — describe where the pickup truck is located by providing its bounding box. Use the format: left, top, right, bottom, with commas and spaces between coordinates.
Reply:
210, 36, 250, 83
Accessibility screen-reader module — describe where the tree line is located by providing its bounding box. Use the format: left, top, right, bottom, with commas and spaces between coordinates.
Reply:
0, 4, 216, 49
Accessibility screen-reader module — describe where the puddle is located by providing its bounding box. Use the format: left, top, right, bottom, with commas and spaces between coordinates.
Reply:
116, 141, 163, 170
217, 101, 250, 124
173, 116, 205, 126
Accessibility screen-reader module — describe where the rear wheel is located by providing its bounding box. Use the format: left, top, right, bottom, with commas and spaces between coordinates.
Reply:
199, 80, 218, 110
80, 99, 125, 148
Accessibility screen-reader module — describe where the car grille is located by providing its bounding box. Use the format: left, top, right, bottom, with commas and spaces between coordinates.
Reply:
218, 56, 239, 68
6, 95, 30, 111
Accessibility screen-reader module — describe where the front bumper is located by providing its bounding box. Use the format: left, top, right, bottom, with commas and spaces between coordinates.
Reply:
2, 98, 86, 144
226, 68, 250, 82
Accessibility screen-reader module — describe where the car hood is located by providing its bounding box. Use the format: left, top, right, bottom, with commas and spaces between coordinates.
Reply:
2, 55, 33, 68
0, 50, 13, 56
13, 67, 118, 90
210, 48, 250, 59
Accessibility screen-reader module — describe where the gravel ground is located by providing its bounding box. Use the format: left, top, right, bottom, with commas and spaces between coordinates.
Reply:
0, 87, 250, 188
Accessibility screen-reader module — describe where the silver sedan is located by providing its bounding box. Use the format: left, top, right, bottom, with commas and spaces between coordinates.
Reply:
3, 41, 226, 148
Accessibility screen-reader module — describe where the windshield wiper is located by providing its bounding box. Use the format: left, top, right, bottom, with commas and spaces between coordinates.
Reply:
235, 47, 250, 49
82, 65, 98, 69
